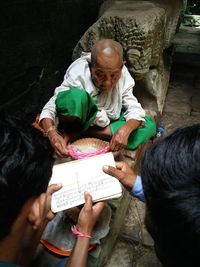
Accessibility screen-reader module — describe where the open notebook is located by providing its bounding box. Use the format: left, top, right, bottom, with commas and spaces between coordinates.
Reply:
49, 152, 122, 212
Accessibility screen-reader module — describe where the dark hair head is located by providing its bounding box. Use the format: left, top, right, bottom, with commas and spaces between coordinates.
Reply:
141, 124, 200, 267
0, 114, 54, 239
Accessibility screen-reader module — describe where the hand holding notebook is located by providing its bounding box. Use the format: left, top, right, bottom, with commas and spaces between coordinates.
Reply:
49, 152, 122, 212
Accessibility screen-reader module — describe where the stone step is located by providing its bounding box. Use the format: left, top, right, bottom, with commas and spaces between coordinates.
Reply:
173, 25, 200, 55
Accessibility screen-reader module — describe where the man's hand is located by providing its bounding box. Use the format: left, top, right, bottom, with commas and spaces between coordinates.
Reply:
109, 126, 129, 151
66, 193, 104, 267
48, 130, 69, 158
76, 192, 104, 235
40, 118, 69, 157
103, 161, 136, 191
45, 183, 62, 221
109, 119, 141, 152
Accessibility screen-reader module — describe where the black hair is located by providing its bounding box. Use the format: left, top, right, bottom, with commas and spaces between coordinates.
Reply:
141, 124, 200, 267
0, 114, 54, 239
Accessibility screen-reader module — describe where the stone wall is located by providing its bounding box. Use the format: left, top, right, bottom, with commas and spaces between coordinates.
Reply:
0, 0, 104, 121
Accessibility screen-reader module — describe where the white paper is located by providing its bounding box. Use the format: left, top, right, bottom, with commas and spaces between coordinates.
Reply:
50, 152, 122, 212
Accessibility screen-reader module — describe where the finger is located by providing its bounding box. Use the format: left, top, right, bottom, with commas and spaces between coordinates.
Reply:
115, 161, 128, 171
93, 201, 105, 216
104, 161, 126, 171
113, 145, 120, 152
119, 143, 125, 150
109, 137, 117, 151
54, 143, 65, 157
55, 143, 68, 157
110, 143, 119, 152
47, 183, 62, 195
60, 143, 69, 155
83, 192, 93, 211
109, 141, 114, 151
56, 149, 68, 158
110, 139, 123, 152
103, 165, 126, 181
55, 150, 64, 158
61, 150, 69, 157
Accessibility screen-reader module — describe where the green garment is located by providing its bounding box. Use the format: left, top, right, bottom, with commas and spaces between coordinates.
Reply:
56, 88, 156, 149
55, 88, 98, 130
110, 114, 156, 150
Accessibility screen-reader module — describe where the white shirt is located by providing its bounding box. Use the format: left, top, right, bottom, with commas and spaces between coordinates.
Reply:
40, 53, 145, 127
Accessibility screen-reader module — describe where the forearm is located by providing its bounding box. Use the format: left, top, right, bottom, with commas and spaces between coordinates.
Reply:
123, 119, 142, 137
40, 118, 69, 157
40, 118, 55, 133
66, 237, 90, 267
65, 192, 104, 267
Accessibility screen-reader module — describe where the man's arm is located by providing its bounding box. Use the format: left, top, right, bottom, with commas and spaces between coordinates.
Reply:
40, 118, 69, 158
39, 57, 86, 157
66, 193, 104, 267
39, 94, 69, 157
130, 175, 145, 202
39, 93, 69, 157
109, 79, 145, 151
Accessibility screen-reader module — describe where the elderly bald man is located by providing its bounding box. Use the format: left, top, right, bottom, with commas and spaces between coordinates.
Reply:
39, 39, 156, 157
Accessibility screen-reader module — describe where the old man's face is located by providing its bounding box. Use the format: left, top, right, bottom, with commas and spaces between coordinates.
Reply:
89, 53, 124, 93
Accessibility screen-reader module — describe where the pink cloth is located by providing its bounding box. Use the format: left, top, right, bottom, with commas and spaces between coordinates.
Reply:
67, 145, 109, 159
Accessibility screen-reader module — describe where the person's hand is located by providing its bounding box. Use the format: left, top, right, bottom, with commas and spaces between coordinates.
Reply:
76, 192, 104, 235
109, 126, 129, 151
110, 120, 141, 152
45, 183, 62, 221
103, 161, 136, 191
48, 130, 69, 157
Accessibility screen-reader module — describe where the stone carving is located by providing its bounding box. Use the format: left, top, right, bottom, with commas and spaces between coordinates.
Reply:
72, 0, 183, 113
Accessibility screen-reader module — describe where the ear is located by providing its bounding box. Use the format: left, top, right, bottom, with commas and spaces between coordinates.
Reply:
27, 193, 47, 230
122, 60, 126, 67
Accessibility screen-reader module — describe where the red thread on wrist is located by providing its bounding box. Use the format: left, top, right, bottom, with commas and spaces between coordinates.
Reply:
71, 225, 92, 239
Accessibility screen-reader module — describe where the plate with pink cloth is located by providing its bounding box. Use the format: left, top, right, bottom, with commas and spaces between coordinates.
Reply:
67, 138, 109, 159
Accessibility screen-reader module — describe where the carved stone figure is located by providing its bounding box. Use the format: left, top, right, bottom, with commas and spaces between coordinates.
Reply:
73, 0, 184, 113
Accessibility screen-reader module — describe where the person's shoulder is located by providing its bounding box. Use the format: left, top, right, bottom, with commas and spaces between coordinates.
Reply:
67, 52, 91, 72
122, 64, 131, 76
119, 64, 135, 89
73, 52, 91, 64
